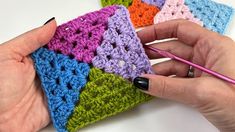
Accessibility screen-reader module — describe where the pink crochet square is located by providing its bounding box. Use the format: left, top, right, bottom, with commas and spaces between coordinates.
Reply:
154, 0, 203, 25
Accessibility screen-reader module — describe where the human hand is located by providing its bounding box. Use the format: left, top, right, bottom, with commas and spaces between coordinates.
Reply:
134, 19, 235, 132
0, 18, 56, 131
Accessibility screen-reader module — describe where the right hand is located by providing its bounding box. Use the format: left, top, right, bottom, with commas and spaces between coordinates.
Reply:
135, 19, 235, 132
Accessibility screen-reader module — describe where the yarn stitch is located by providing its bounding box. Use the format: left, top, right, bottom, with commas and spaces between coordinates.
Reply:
101, 0, 133, 7
128, 0, 160, 27
92, 6, 153, 81
31, 48, 90, 132
67, 68, 152, 132
142, 0, 166, 9
185, 0, 234, 34
154, 0, 203, 25
47, 6, 117, 63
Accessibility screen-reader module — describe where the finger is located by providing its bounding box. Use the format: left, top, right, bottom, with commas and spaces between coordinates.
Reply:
144, 40, 193, 59
152, 60, 190, 77
137, 19, 217, 46
134, 74, 198, 104
2, 18, 57, 58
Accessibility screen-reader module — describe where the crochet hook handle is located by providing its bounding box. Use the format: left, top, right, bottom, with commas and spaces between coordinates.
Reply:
144, 45, 235, 85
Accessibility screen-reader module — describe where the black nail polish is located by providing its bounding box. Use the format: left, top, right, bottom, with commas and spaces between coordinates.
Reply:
44, 17, 55, 25
133, 77, 149, 91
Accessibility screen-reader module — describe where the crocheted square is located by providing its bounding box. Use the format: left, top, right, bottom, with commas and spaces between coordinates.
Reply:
154, 0, 203, 25
128, 0, 160, 27
32, 48, 90, 132
92, 6, 153, 81
47, 6, 117, 63
101, 0, 133, 7
185, 0, 234, 34
142, 0, 166, 9
32, 5, 153, 132
67, 68, 152, 132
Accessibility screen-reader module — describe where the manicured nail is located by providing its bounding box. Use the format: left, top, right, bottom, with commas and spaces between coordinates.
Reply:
133, 77, 149, 91
44, 17, 55, 25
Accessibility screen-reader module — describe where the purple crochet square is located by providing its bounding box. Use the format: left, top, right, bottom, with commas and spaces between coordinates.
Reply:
142, 0, 165, 8
92, 6, 153, 81
47, 6, 117, 63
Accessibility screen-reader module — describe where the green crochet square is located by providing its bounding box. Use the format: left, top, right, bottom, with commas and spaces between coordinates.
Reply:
67, 68, 153, 131
101, 0, 133, 7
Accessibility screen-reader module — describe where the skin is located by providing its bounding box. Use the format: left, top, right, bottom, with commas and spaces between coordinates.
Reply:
137, 20, 235, 132
0, 19, 56, 131
0, 19, 234, 131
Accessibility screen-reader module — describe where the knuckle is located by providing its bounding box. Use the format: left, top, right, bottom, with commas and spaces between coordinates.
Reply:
156, 77, 168, 98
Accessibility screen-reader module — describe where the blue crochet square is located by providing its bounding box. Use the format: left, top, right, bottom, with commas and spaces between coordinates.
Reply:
185, 0, 234, 34
31, 48, 90, 132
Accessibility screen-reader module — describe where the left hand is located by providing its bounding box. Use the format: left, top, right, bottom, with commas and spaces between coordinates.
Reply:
0, 19, 56, 131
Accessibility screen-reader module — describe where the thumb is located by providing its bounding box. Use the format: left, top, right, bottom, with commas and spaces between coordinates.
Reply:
133, 74, 198, 104
1, 17, 57, 58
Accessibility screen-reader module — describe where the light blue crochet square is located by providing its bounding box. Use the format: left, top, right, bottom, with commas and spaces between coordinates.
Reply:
31, 48, 90, 132
185, 0, 234, 34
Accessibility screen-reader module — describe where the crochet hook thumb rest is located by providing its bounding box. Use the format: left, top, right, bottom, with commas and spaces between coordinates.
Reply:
144, 45, 235, 85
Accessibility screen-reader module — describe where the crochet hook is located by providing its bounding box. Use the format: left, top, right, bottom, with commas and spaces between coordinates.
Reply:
144, 45, 235, 85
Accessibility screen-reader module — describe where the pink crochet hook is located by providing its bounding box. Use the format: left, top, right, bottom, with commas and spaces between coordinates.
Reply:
144, 45, 235, 85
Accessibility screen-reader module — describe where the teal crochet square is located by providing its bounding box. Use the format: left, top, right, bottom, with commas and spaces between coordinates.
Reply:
185, 0, 234, 34
31, 48, 90, 132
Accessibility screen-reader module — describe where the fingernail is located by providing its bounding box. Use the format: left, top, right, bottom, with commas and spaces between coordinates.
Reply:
44, 17, 55, 25
133, 77, 149, 91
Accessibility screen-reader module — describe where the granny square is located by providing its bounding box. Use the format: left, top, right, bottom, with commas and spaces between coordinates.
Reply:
32, 5, 153, 132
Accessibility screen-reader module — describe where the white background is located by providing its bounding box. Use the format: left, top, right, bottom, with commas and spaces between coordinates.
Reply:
0, 0, 235, 132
